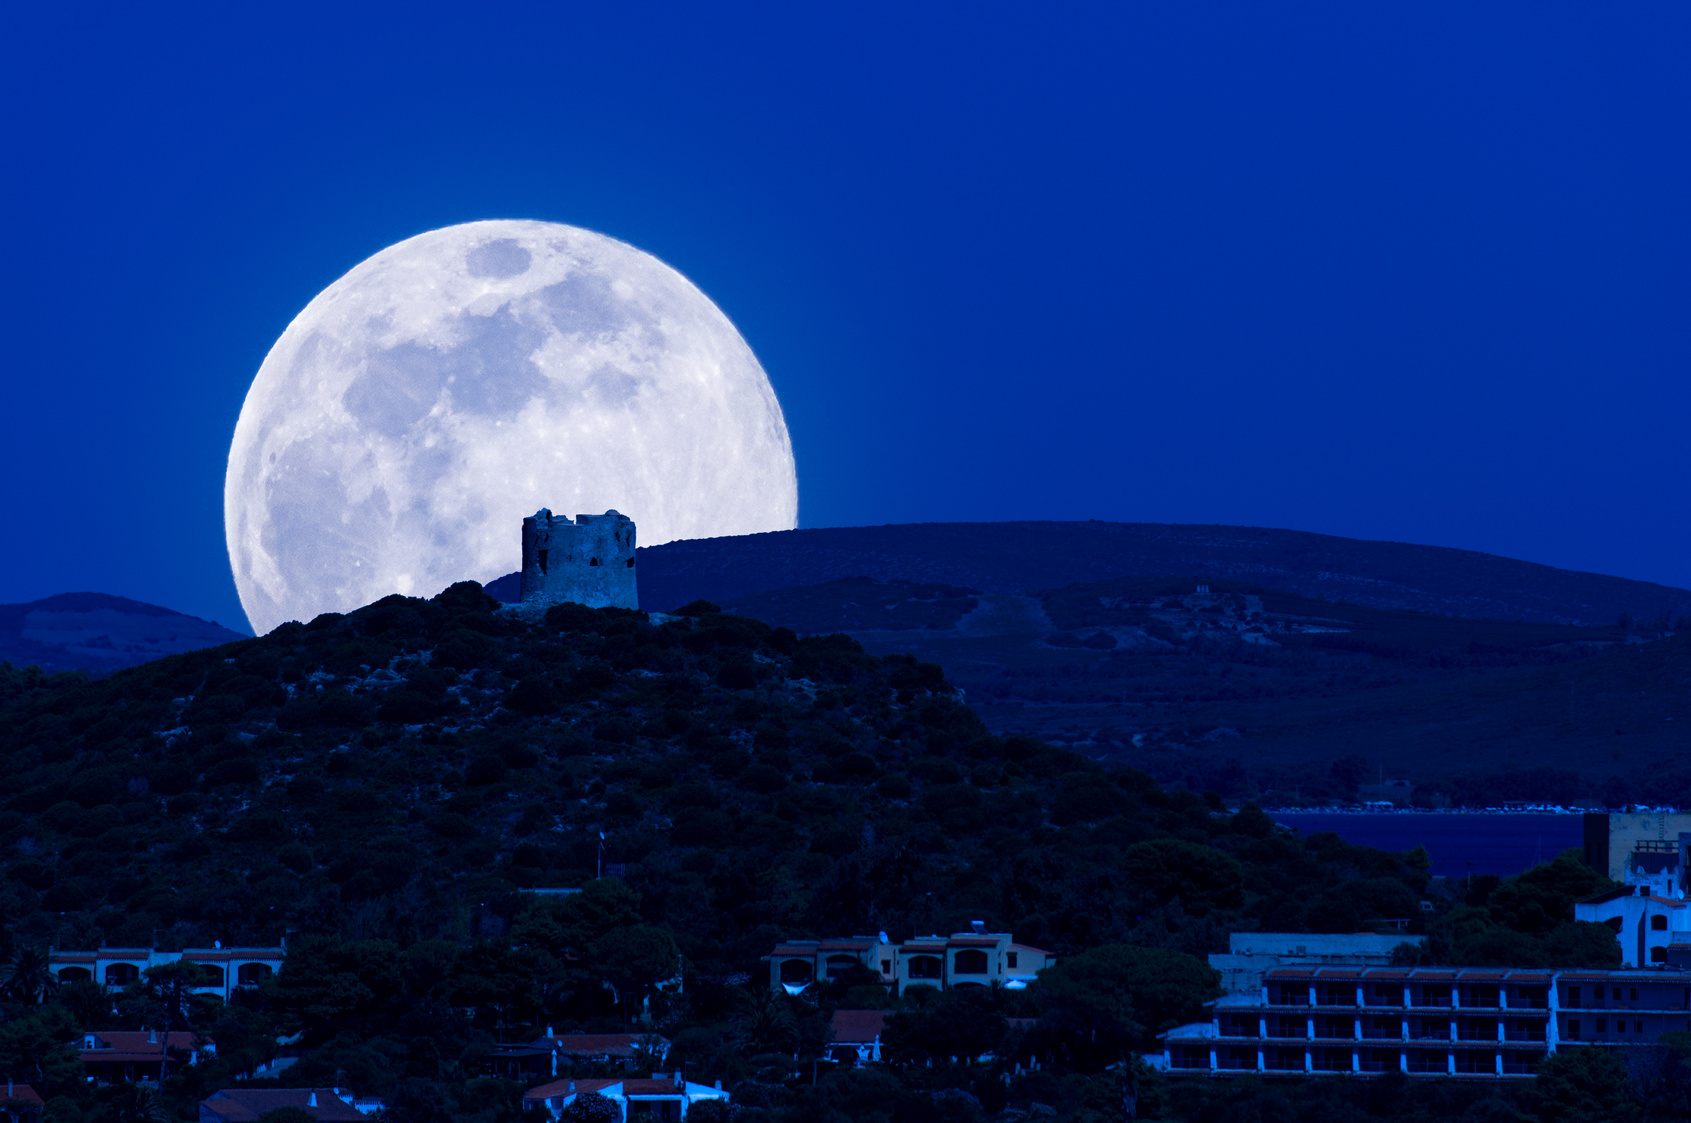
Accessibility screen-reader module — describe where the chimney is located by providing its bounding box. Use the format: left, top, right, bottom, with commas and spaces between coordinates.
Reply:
147, 1029, 157, 1044
308, 1092, 318, 1108
714, 1079, 722, 1091
546, 1026, 555, 1039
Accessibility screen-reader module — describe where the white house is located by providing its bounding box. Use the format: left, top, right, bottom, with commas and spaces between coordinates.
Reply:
521, 1075, 726, 1120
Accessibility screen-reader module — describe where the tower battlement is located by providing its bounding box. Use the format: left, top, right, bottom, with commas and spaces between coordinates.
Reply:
519, 509, 637, 611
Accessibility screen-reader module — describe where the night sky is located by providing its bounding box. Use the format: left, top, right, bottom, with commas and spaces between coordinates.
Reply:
3, 3, 1686, 634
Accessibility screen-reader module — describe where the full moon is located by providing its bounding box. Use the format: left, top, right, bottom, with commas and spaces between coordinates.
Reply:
225, 219, 797, 636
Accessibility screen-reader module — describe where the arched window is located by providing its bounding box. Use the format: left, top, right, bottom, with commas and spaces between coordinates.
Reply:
824, 955, 859, 979
57, 967, 91, 983
907, 956, 942, 980
954, 949, 988, 975
1652, 947, 1669, 963
197, 964, 225, 985
1652, 915, 1669, 931
778, 960, 814, 985
236, 963, 273, 987
105, 963, 140, 987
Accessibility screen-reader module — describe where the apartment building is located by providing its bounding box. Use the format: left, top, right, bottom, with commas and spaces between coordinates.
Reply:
1158, 965, 1691, 1079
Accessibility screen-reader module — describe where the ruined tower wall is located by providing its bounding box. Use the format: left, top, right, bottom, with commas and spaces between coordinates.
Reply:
519, 509, 638, 610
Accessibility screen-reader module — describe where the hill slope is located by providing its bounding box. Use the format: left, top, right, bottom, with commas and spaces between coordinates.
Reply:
0, 582, 1619, 1123
0, 592, 248, 674
711, 573, 1690, 801
627, 521, 1691, 627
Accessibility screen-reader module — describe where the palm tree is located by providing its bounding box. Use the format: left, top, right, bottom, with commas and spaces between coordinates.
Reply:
730, 986, 798, 1056
0, 948, 58, 1007
106, 1083, 172, 1123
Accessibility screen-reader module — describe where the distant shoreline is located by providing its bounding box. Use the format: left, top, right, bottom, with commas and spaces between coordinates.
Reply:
1263, 806, 1614, 816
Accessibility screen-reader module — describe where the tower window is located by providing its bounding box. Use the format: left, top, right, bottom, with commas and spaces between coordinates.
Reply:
590, 557, 600, 566
538, 549, 549, 574
626, 557, 635, 567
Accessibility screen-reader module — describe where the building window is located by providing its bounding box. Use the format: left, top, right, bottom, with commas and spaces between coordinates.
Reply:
197, 964, 225, 985
1653, 916, 1669, 931
779, 960, 815, 985
57, 967, 91, 983
237, 963, 273, 986
105, 964, 139, 987
1653, 948, 1669, 964
954, 949, 989, 975
881, 960, 891, 974
907, 956, 942, 980
1006, 952, 1018, 969
1567, 987, 1581, 1007
1568, 1020, 1581, 1040
825, 955, 860, 979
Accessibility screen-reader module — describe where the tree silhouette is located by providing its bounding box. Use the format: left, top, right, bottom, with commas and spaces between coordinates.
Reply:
0, 948, 57, 1008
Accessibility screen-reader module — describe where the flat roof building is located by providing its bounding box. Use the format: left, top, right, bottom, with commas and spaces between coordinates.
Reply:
1158, 965, 1691, 1079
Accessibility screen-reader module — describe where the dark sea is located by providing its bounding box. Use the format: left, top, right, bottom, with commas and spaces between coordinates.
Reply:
1269, 813, 1584, 877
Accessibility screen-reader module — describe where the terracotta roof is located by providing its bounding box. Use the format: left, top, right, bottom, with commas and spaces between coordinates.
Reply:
622, 1079, 685, 1095
1581, 888, 1681, 906
1008, 943, 1050, 954
531, 1034, 666, 1058
200, 1089, 363, 1123
0, 1085, 43, 1107
82, 1031, 203, 1062
523, 1079, 618, 1102
830, 1010, 891, 1043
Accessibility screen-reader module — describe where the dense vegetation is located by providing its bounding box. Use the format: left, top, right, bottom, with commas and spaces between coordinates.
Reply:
0, 583, 1657, 1121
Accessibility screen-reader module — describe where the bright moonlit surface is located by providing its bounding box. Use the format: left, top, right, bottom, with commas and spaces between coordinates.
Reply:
225, 220, 797, 636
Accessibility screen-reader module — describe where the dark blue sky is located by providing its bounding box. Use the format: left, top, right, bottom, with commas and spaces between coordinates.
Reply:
3, 3, 1687, 633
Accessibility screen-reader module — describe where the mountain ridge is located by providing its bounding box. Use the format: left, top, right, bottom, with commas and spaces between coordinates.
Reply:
620, 521, 1691, 628
0, 592, 248, 675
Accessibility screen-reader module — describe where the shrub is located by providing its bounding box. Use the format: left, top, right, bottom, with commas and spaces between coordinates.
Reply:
559, 1091, 620, 1123
508, 676, 554, 715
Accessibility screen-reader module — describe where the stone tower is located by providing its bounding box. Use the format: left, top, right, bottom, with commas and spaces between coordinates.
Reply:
519, 509, 638, 611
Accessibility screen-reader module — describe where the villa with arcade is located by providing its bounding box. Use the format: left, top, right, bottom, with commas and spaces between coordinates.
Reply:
49, 946, 285, 1002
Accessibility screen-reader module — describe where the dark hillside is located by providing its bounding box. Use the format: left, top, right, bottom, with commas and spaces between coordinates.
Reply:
712, 573, 1686, 801
0, 584, 1436, 962
0, 584, 1634, 1121
0, 593, 247, 675
628, 521, 1691, 627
